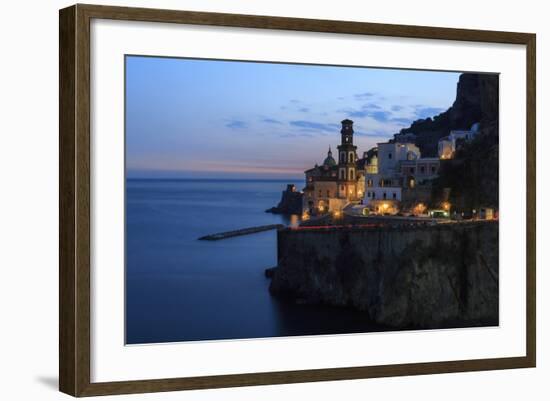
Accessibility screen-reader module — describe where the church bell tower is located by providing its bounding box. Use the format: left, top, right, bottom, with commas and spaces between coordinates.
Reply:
337, 119, 358, 199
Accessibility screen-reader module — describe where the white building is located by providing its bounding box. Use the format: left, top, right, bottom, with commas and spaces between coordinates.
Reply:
363, 140, 441, 213
364, 142, 420, 211
438, 122, 480, 159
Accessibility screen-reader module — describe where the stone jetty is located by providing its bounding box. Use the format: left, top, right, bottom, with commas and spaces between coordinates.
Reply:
198, 224, 284, 241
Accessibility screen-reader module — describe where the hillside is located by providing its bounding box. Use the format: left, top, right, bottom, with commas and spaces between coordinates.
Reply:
399, 73, 499, 210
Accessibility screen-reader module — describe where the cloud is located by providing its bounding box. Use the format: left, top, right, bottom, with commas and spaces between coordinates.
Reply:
340, 101, 390, 120
289, 120, 335, 132
414, 106, 446, 120
225, 120, 247, 129
355, 131, 392, 138
354, 92, 375, 99
347, 110, 369, 118
279, 132, 314, 138
345, 108, 392, 122
261, 117, 283, 125
390, 117, 412, 125
391, 105, 404, 112
298, 107, 310, 113
366, 103, 382, 110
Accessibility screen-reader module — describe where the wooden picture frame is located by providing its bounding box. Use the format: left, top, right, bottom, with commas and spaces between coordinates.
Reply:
59, 3, 536, 397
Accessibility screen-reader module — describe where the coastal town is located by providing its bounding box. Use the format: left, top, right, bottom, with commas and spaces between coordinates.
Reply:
266, 73, 499, 331
270, 117, 496, 225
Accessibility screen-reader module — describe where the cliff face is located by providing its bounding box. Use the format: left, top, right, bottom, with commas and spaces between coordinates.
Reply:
400, 73, 499, 157
431, 74, 500, 210
397, 72, 499, 210
270, 222, 498, 329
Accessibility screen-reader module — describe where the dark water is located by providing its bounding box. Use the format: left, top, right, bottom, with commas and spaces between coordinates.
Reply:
126, 178, 384, 344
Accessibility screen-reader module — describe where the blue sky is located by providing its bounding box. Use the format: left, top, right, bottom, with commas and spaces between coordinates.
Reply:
126, 56, 460, 179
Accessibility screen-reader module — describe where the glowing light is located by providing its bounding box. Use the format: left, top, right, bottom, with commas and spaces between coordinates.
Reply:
301, 212, 310, 221
413, 203, 427, 215
442, 202, 451, 211
333, 210, 342, 219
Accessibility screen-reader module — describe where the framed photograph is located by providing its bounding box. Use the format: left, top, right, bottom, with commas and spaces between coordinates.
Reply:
59, 4, 536, 397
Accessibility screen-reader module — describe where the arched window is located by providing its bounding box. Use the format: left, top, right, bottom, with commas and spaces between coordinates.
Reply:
349, 152, 354, 162
349, 169, 354, 180
383, 192, 387, 200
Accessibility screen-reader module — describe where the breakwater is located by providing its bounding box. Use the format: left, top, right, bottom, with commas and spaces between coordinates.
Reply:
269, 221, 498, 329
198, 224, 284, 241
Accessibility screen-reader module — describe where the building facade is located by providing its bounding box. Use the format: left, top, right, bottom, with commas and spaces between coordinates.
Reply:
364, 140, 440, 213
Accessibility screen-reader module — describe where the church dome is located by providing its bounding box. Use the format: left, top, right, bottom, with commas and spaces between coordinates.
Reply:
323, 146, 336, 167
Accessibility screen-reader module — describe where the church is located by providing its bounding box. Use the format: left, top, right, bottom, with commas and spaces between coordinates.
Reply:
303, 119, 365, 214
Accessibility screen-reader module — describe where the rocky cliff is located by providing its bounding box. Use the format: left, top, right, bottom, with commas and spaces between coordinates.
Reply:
397, 72, 500, 210
269, 222, 498, 329
400, 73, 499, 157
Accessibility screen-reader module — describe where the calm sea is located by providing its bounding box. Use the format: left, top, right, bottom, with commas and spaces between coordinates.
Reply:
126, 178, 383, 344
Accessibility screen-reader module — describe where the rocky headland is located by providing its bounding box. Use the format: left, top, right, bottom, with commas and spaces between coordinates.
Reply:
266, 184, 303, 215
269, 222, 498, 329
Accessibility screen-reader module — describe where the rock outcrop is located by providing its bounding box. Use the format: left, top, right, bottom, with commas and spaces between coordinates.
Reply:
395, 72, 499, 210
269, 222, 498, 329
266, 184, 303, 215
399, 73, 499, 157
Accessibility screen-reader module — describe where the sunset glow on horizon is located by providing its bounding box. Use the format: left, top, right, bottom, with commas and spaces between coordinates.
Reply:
125, 56, 461, 179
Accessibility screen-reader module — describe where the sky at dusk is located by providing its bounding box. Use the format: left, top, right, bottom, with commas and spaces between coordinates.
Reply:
126, 56, 461, 179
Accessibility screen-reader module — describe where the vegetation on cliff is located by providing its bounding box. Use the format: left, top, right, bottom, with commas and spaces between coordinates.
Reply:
399, 73, 499, 210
